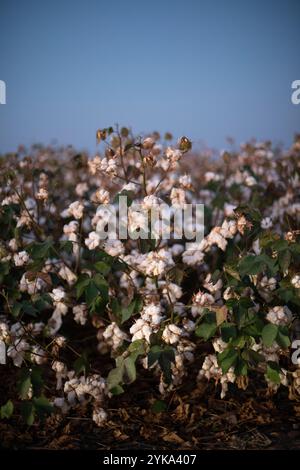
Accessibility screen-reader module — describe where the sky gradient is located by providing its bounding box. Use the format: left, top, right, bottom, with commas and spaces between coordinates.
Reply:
0, 0, 300, 154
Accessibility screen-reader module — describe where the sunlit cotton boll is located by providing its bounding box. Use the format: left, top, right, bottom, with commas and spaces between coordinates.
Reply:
103, 239, 124, 257
291, 275, 300, 289
67, 201, 84, 220
162, 324, 182, 344
85, 231, 101, 250
130, 319, 153, 343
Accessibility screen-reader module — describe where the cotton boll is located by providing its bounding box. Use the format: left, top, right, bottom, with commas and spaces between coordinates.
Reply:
73, 304, 88, 325
261, 217, 273, 229
68, 201, 84, 220
266, 306, 292, 326
162, 324, 182, 344
85, 231, 101, 250
58, 265, 77, 285
92, 408, 108, 426
13, 250, 30, 266
291, 275, 300, 289
103, 239, 124, 257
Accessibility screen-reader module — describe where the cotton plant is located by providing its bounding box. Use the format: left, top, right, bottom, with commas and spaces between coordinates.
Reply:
0, 128, 300, 426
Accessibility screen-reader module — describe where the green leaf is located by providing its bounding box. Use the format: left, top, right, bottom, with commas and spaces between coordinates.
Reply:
27, 240, 53, 260
31, 366, 44, 395
224, 265, 241, 281
238, 254, 277, 277
21, 402, 35, 426
85, 281, 99, 307
73, 352, 89, 375
11, 302, 22, 318
94, 261, 111, 275
107, 341, 146, 391
242, 349, 265, 365
33, 396, 54, 417
148, 345, 162, 367
218, 348, 238, 373
59, 240, 73, 254
276, 329, 291, 349
107, 365, 124, 390
127, 339, 145, 360
195, 322, 217, 340
276, 287, 294, 303
152, 400, 167, 413
262, 324, 278, 347
147, 345, 175, 384
75, 274, 91, 299
272, 239, 289, 252
17, 371, 32, 400
20, 300, 38, 317
123, 356, 136, 384
110, 385, 124, 395
278, 250, 291, 273
159, 348, 175, 384
0, 400, 14, 419
112, 298, 142, 324
266, 362, 281, 384
220, 323, 237, 342
120, 301, 137, 324
235, 358, 248, 376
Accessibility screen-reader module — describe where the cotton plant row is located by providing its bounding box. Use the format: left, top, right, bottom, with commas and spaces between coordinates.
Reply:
0, 128, 300, 426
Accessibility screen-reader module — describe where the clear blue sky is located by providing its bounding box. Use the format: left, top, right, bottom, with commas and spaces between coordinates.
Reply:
0, 0, 300, 153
